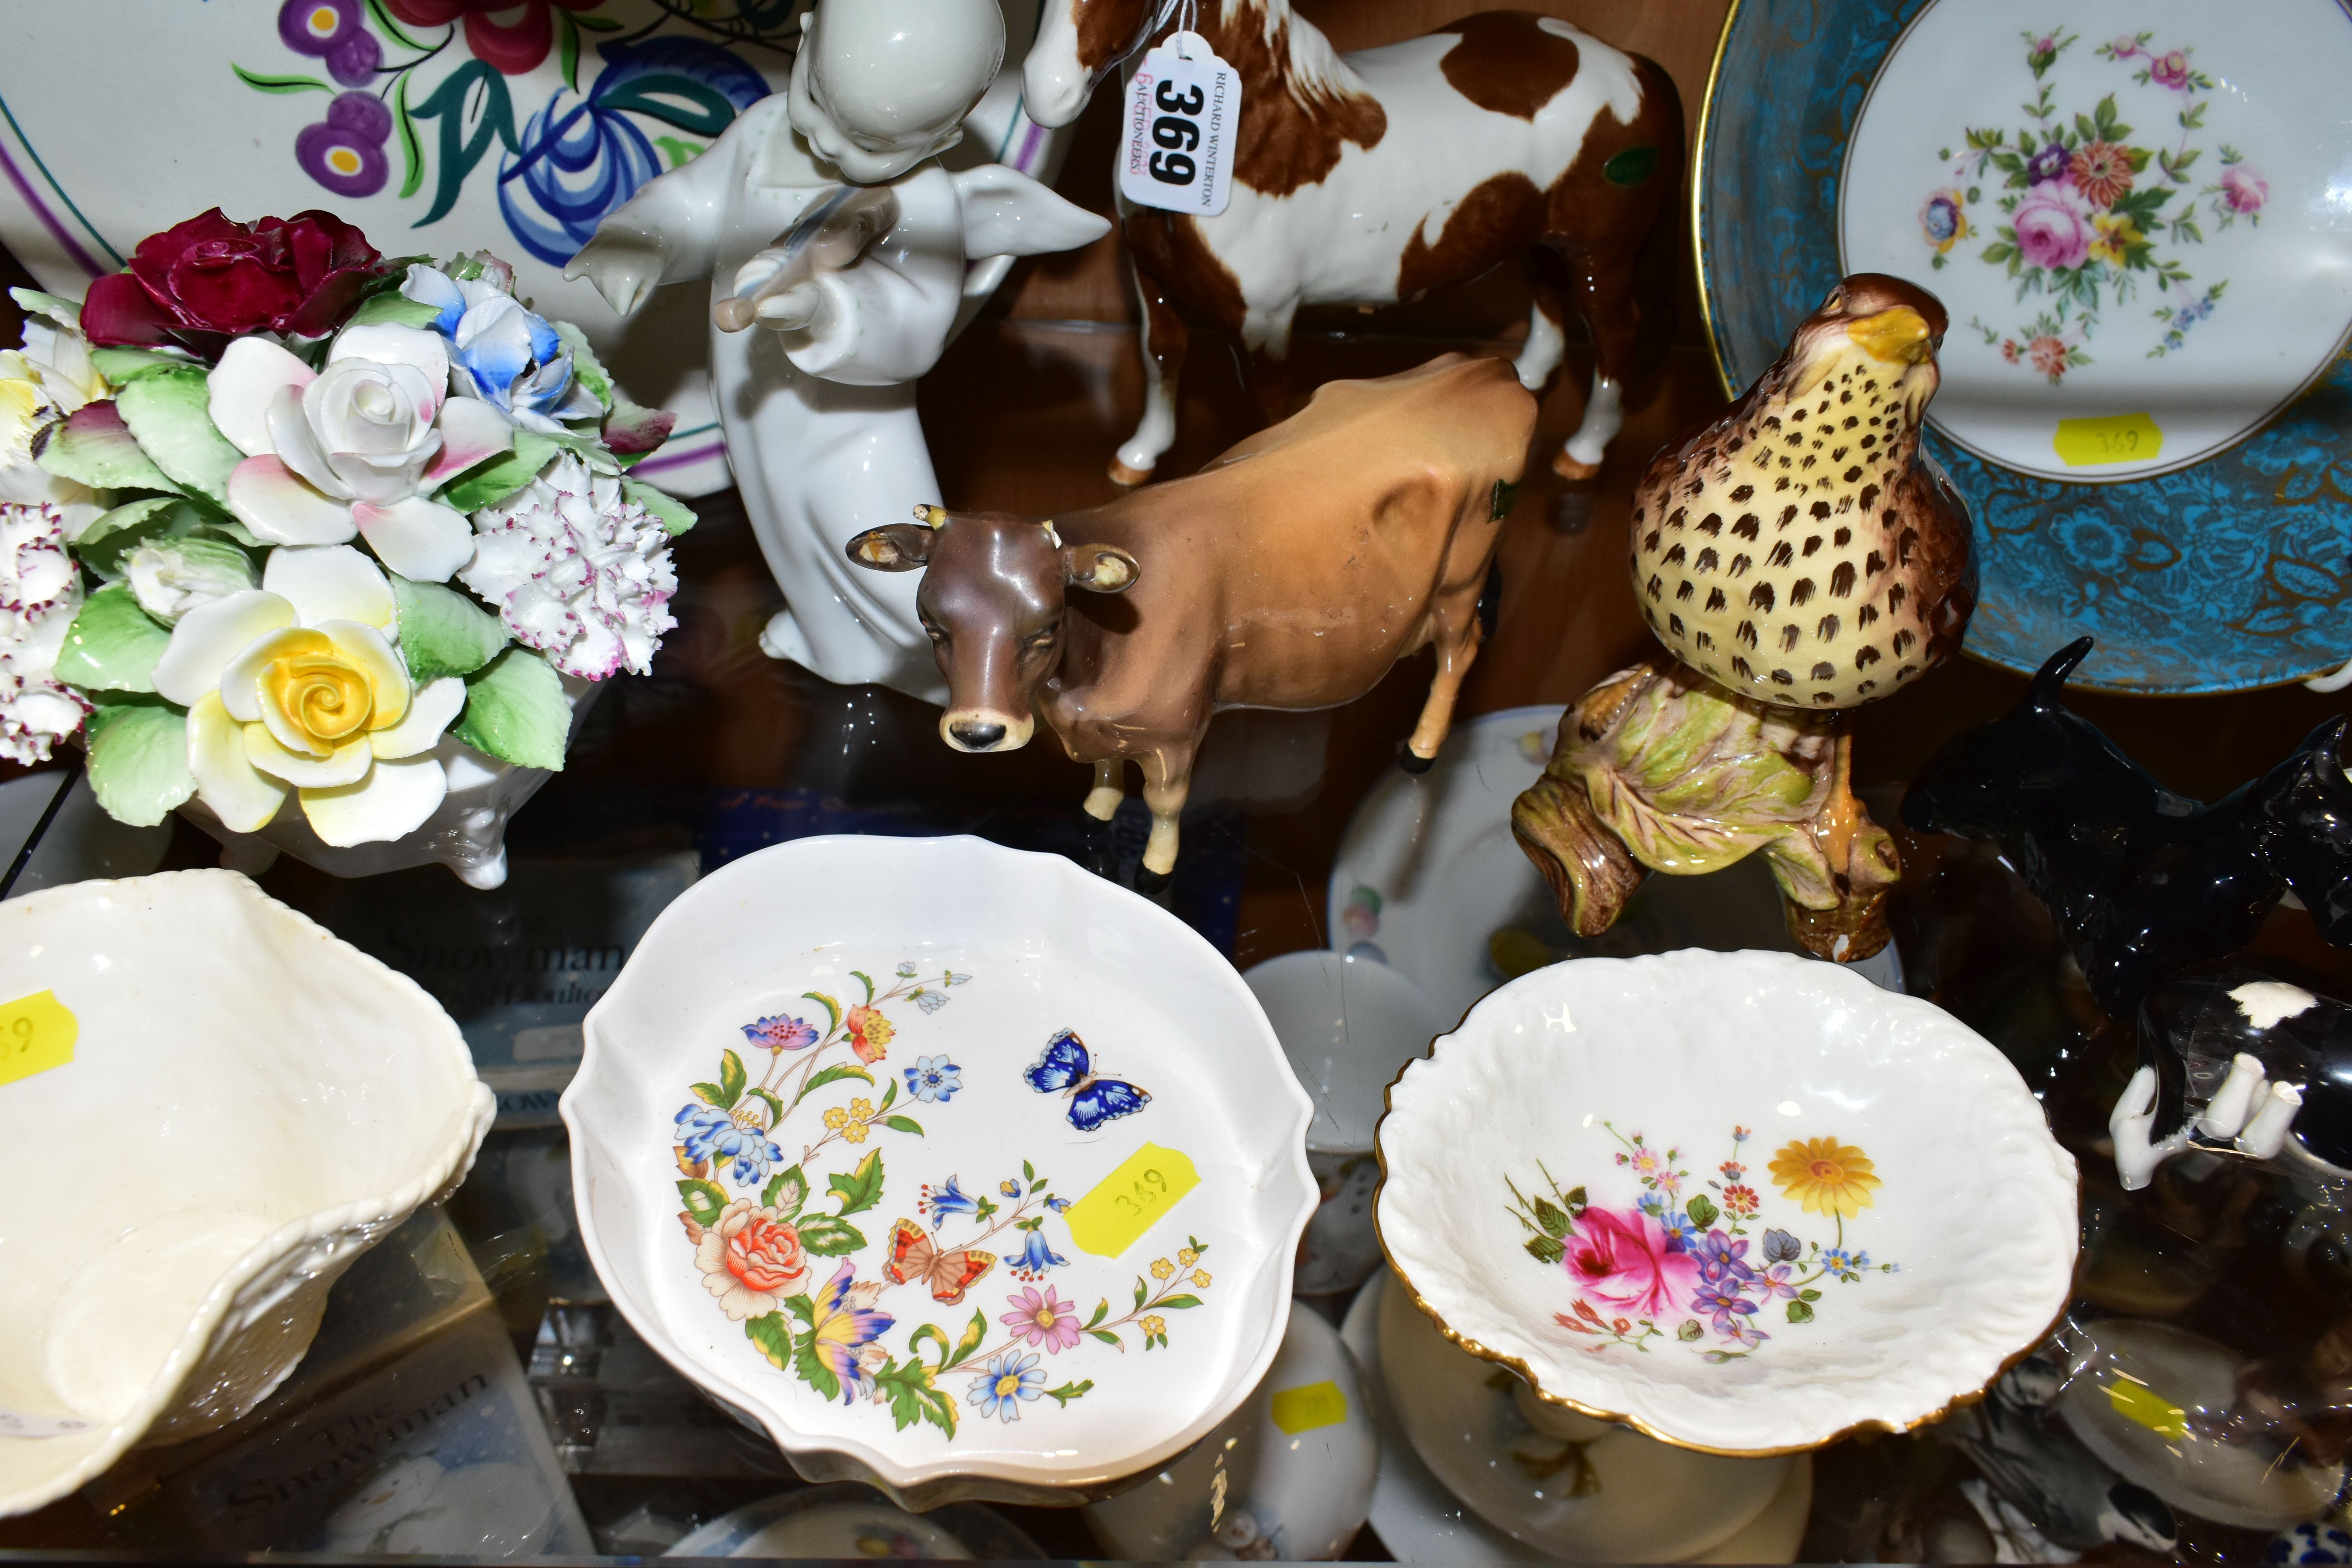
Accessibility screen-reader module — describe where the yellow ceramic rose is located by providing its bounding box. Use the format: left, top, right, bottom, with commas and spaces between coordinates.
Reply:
152, 544, 465, 845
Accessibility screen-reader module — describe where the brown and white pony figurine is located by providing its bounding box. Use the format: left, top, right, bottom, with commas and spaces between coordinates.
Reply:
1021, 0, 1681, 486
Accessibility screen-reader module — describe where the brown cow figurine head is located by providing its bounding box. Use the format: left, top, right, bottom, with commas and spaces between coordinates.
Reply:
848, 505, 1140, 753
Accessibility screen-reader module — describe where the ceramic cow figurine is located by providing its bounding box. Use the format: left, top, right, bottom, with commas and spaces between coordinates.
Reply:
566, 0, 1109, 704
848, 355, 1537, 884
1019, 0, 1680, 486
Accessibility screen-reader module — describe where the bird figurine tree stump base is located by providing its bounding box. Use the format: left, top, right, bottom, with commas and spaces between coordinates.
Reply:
1513, 657, 1900, 962
1512, 274, 1976, 965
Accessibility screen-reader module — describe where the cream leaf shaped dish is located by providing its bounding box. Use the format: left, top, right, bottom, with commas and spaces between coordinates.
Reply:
563, 834, 1316, 1508
0, 869, 493, 1517
1375, 948, 2076, 1454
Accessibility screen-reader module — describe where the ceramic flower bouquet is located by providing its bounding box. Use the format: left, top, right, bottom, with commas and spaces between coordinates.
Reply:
0, 207, 691, 859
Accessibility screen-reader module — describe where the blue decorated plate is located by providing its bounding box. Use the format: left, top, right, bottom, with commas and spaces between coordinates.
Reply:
1695, 0, 2352, 692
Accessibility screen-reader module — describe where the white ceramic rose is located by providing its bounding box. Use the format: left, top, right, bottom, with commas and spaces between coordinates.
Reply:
206, 325, 513, 583
151, 543, 463, 846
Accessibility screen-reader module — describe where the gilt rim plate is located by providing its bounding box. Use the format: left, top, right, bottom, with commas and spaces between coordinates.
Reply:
1373, 949, 2078, 1455
1694, 0, 2352, 694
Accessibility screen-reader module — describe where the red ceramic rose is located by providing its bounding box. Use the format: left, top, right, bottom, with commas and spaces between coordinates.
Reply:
1563, 1206, 1699, 1317
80, 208, 387, 358
726, 1212, 810, 1296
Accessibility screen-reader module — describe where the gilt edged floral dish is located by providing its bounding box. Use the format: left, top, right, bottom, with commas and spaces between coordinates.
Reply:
1374, 949, 2076, 1455
562, 834, 1316, 1508
1698, 0, 2352, 691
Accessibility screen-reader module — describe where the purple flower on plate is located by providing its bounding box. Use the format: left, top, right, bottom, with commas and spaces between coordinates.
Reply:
742, 1012, 820, 1053
1691, 1282, 1757, 1336
279, 0, 362, 53
295, 92, 392, 198
2024, 141, 2071, 186
1697, 1229, 1753, 1285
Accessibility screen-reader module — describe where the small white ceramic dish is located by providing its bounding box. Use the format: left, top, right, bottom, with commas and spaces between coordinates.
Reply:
665, 1482, 1042, 1559
1326, 709, 1900, 1027
1086, 1298, 1377, 1560
1245, 951, 1446, 1294
1376, 949, 2076, 1455
0, 869, 492, 1517
564, 834, 1316, 1508
2057, 1319, 2345, 1531
1337, 1270, 1813, 1565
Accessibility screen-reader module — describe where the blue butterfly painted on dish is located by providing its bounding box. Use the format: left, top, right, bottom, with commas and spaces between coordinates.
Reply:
1024, 1028, 1151, 1132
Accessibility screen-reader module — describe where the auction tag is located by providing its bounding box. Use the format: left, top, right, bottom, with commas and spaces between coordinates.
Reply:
2053, 412, 2162, 467
2105, 1377, 2187, 1439
1270, 1380, 1350, 1434
0, 1408, 90, 1439
1065, 1142, 1201, 1258
0, 990, 75, 1088
1119, 33, 1239, 217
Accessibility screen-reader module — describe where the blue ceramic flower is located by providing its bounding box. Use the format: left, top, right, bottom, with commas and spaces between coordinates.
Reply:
400, 264, 601, 434
904, 1054, 963, 1103
1001, 1179, 1022, 1198
1010, 1227, 1069, 1280
969, 1350, 1044, 1423
919, 1175, 978, 1229
675, 1102, 782, 1186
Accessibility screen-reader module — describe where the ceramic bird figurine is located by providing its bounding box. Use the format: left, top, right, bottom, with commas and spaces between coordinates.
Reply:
1630, 274, 1975, 709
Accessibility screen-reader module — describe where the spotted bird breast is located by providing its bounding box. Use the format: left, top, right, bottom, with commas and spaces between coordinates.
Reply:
1628, 365, 1972, 710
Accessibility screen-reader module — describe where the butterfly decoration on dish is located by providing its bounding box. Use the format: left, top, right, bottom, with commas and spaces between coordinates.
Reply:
1504, 1123, 1900, 1365
885, 1218, 997, 1305
1025, 1028, 1152, 1132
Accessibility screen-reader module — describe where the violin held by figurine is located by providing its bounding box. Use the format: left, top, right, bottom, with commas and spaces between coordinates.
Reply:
847, 354, 1536, 887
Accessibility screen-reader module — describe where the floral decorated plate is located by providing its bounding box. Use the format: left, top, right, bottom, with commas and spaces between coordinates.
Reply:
1697, 0, 2352, 692
1374, 949, 2076, 1455
562, 834, 1316, 1508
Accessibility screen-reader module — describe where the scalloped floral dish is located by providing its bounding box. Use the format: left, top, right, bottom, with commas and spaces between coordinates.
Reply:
563, 834, 1316, 1508
1699, 0, 2352, 692
0, 869, 493, 1517
1374, 949, 2076, 1455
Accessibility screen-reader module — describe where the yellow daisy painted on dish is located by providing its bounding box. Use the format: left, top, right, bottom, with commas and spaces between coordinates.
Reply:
1768, 1137, 1881, 1217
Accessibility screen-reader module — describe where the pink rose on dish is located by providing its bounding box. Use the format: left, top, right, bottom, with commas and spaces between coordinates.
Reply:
1563, 1206, 1700, 1317
2149, 50, 2190, 89
2221, 165, 2269, 217
2013, 187, 2093, 272
695, 1198, 810, 1320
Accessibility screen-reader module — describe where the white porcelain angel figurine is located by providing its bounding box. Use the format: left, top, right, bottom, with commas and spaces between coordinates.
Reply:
565, 0, 1109, 703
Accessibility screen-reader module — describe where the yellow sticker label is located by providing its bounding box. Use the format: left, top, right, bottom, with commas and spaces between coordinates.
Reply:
1270, 1380, 1350, 1435
0, 990, 76, 1088
1064, 1143, 1200, 1259
2053, 412, 2162, 467
2105, 1377, 2187, 1439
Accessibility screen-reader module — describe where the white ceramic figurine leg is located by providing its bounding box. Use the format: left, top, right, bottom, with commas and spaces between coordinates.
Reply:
2238, 1080, 2304, 1160
1136, 750, 1194, 884
2196, 1052, 2269, 1137
1113, 263, 1187, 486
1556, 372, 1624, 481
2110, 1065, 2193, 1191
1084, 759, 1125, 821
1513, 297, 1567, 393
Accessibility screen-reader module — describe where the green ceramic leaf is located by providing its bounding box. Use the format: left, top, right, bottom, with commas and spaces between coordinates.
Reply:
71, 497, 194, 581
448, 647, 568, 771
388, 574, 508, 683
1156, 1294, 1203, 1310
677, 1178, 728, 1229
1533, 1196, 1570, 1238
882, 1114, 922, 1135
86, 346, 201, 384
793, 1214, 866, 1256
1045, 1380, 1092, 1406
53, 583, 171, 693
35, 401, 181, 494
743, 1312, 794, 1372
345, 291, 443, 330
828, 1150, 883, 1216
1786, 1299, 1816, 1325
792, 1322, 842, 1399
84, 697, 194, 827
551, 320, 614, 410
761, 1164, 808, 1218
952, 1307, 987, 1366
1523, 1234, 1566, 1265
746, 1087, 784, 1127
438, 430, 558, 511
114, 367, 243, 505
717, 1048, 748, 1108
1685, 1194, 1720, 1230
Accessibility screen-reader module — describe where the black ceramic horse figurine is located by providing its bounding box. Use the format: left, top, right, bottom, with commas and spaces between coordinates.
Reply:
1902, 638, 2352, 1015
